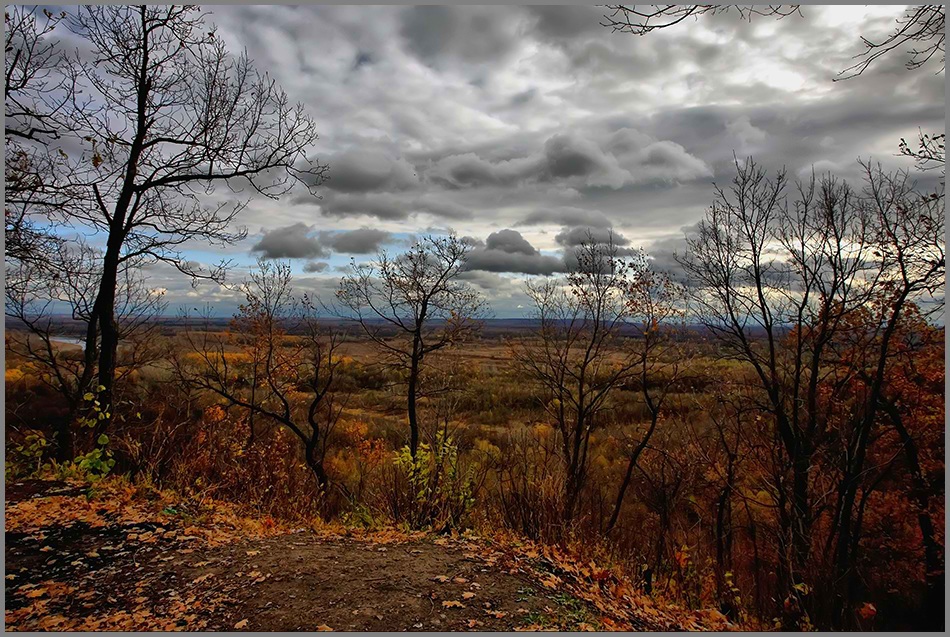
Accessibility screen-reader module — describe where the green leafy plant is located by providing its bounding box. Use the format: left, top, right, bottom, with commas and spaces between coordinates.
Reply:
392, 430, 476, 530
71, 433, 116, 482
77, 385, 112, 430
5, 431, 52, 480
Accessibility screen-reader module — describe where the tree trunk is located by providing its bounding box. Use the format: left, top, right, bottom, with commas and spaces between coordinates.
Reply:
715, 464, 735, 618
883, 399, 944, 629
407, 343, 421, 459
95, 243, 121, 424
791, 447, 811, 584
606, 409, 659, 534
58, 294, 102, 462
305, 439, 329, 508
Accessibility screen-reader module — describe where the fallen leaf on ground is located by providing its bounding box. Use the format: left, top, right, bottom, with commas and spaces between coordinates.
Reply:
316, 624, 333, 631
234, 619, 248, 629
442, 600, 465, 608
462, 592, 475, 599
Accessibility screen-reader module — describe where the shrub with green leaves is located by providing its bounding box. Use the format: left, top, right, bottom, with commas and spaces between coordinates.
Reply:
5, 431, 52, 480
392, 430, 476, 530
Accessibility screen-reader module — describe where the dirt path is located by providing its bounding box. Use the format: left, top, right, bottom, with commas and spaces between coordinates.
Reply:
5, 480, 629, 631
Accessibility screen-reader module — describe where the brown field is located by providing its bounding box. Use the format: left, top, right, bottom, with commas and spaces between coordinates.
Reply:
5, 319, 944, 631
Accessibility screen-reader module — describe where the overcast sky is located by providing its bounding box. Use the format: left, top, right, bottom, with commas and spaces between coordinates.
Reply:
128, 5, 943, 317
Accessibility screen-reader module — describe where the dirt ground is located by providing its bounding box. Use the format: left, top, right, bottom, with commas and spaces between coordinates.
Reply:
5, 480, 628, 631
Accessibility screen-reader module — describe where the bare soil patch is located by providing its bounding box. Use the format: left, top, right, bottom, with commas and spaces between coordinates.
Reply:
5, 480, 624, 631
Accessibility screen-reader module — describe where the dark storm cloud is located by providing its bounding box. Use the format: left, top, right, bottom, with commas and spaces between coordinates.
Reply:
465, 250, 566, 275
527, 5, 605, 40
251, 223, 329, 260
321, 192, 411, 221
485, 229, 539, 256
303, 261, 330, 273
324, 228, 391, 254
399, 6, 523, 67
320, 190, 473, 222
429, 152, 540, 188
414, 197, 473, 221
324, 149, 417, 193
554, 226, 631, 248
464, 229, 567, 275
428, 129, 711, 191
518, 208, 613, 228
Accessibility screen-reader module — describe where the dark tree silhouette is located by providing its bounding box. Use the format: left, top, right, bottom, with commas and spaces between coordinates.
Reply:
5, 6, 328, 418
337, 235, 488, 459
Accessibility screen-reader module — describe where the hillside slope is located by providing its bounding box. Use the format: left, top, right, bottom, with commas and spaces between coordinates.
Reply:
5, 479, 733, 631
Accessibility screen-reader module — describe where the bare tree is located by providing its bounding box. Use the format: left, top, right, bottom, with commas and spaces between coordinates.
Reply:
605, 256, 690, 534
175, 260, 345, 497
4, 6, 80, 268
601, 5, 801, 36
5, 241, 166, 460
6, 6, 328, 415
836, 5, 945, 80
677, 157, 944, 627
602, 3, 944, 82
337, 235, 488, 458
4, 6, 74, 143
899, 129, 945, 172
510, 237, 644, 524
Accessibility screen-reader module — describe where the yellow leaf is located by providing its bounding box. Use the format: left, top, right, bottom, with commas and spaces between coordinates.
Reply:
316, 625, 333, 631
462, 592, 475, 599
442, 600, 465, 608
234, 619, 248, 629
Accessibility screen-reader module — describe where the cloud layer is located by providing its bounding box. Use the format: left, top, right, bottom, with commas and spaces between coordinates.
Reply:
115, 5, 943, 316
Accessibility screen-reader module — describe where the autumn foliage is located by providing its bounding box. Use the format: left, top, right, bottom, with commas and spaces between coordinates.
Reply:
6, 165, 944, 631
